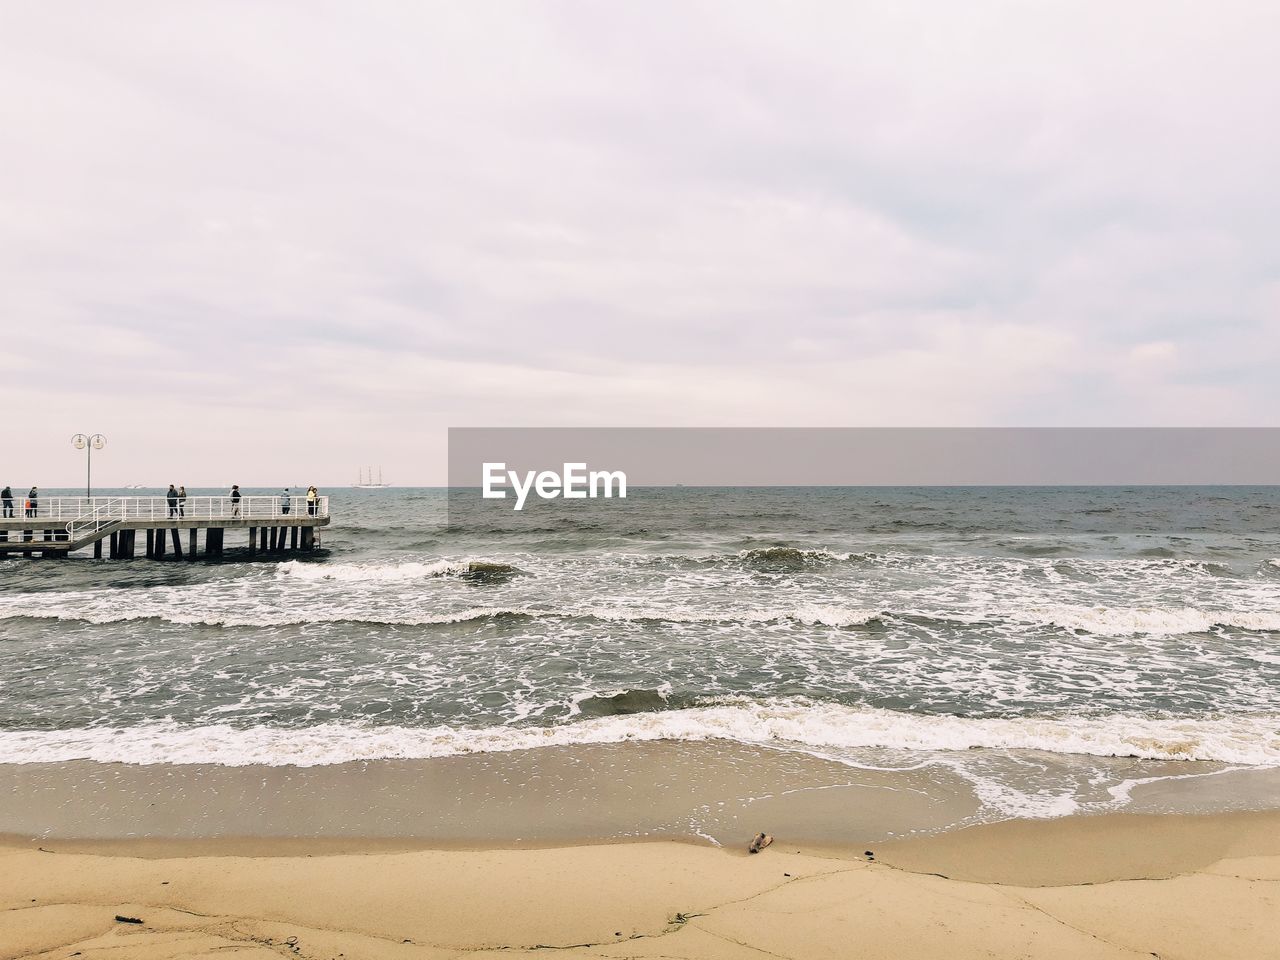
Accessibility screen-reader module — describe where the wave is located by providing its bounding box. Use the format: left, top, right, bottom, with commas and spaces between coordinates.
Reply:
3, 598, 1278, 635
709, 549, 1232, 577
0, 609, 545, 628
275, 559, 522, 583
1011, 605, 1280, 636
0, 604, 876, 629
738, 547, 848, 568
2, 701, 1275, 767
570, 685, 674, 717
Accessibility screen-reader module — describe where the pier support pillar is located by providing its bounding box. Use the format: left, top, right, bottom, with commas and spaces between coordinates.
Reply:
249, 528, 257, 555
170, 528, 183, 559
259, 527, 267, 552
94, 538, 103, 560
154, 529, 166, 558
124, 530, 136, 558
145, 530, 154, 558
188, 529, 197, 560
109, 531, 119, 559
290, 527, 298, 550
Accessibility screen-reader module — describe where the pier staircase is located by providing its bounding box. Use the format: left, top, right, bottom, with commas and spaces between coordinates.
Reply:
0, 499, 123, 554
65, 498, 126, 551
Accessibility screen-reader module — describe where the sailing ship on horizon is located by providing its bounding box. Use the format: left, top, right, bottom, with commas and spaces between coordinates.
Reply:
353, 466, 390, 488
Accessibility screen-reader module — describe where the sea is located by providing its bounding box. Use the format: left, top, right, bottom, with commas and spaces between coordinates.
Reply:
2, 485, 1279, 829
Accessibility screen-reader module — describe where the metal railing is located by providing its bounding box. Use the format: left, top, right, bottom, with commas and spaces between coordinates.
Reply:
0, 495, 331, 525
67, 497, 125, 541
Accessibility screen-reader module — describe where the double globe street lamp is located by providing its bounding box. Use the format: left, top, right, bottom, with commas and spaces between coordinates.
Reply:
71, 433, 107, 498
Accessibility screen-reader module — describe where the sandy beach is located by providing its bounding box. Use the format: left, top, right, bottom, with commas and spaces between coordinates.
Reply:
5, 744, 1280, 958
5, 808, 1279, 960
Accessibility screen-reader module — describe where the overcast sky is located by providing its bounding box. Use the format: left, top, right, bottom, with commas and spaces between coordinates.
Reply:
3, 1, 1278, 486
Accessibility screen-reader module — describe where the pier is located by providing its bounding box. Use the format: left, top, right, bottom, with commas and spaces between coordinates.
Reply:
0, 495, 331, 559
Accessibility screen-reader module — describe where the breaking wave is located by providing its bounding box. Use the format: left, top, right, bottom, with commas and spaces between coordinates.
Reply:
2, 596, 1276, 635
275, 559, 522, 582
738, 547, 848, 568
2, 701, 1275, 767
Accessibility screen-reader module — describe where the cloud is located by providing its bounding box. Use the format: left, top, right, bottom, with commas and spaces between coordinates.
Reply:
1, 1, 1278, 483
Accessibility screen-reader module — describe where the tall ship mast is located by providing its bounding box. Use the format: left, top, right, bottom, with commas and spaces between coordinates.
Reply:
353, 466, 390, 488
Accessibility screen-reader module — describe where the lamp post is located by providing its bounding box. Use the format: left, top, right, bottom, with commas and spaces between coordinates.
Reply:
71, 434, 106, 498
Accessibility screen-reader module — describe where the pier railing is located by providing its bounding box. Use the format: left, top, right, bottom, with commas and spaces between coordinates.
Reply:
6, 495, 331, 524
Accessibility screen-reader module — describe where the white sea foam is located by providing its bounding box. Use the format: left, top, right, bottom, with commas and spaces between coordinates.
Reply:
2, 702, 1275, 768
275, 559, 473, 582
0, 604, 537, 628
3, 597, 1273, 636
1009, 605, 1280, 636
788, 605, 881, 627
579, 604, 881, 627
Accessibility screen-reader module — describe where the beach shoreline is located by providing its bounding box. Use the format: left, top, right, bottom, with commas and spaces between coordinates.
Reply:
6, 808, 1279, 959
6, 742, 1280, 848
6, 743, 1280, 957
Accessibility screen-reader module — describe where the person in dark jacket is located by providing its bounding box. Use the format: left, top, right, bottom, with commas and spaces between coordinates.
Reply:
280, 487, 291, 515
26, 486, 38, 518
166, 484, 179, 518
1, 486, 12, 518
230, 484, 242, 518
177, 485, 187, 517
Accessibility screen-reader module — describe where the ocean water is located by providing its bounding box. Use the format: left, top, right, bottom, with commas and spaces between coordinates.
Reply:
2, 486, 1279, 824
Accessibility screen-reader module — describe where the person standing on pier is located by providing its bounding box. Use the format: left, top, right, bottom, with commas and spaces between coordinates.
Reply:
306, 485, 318, 516
1, 486, 12, 518
178, 485, 187, 517
280, 487, 291, 515
230, 484, 242, 518
166, 484, 179, 518
26, 486, 38, 518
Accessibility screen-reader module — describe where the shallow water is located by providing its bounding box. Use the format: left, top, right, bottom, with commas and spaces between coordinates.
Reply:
2, 486, 1278, 824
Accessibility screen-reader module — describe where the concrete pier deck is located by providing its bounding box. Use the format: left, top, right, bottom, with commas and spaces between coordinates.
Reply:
0, 495, 330, 559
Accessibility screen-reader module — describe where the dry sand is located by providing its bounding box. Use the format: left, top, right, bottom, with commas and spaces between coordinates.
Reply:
4, 810, 1279, 960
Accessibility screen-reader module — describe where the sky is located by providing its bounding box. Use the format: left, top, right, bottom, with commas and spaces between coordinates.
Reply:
2, 1, 1279, 486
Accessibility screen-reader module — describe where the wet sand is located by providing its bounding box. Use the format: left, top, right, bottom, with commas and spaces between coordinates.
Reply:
0, 742, 982, 846
6, 740, 1280, 847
